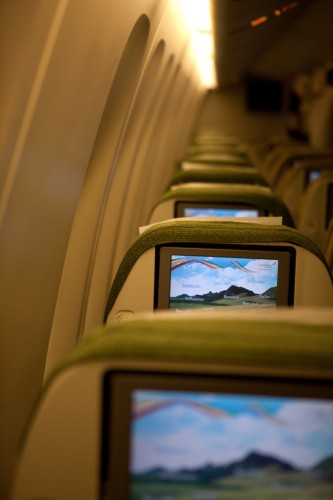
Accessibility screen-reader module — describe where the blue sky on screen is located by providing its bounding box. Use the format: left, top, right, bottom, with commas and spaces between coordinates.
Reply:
170, 255, 278, 296
130, 390, 333, 473
184, 208, 259, 217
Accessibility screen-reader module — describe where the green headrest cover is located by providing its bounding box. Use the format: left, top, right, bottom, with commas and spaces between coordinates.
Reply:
19, 310, 330, 449
51, 313, 333, 384
184, 154, 250, 166
168, 168, 267, 188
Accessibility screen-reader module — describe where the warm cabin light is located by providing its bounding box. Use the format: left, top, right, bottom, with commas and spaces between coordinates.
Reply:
192, 31, 214, 58
231, 1, 301, 35
282, 1, 299, 13
177, 0, 217, 88
197, 57, 217, 88
250, 16, 268, 27
178, 0, 212, 32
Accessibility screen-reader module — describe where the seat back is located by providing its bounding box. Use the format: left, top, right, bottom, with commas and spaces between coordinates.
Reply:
306, 85, 333, 149
297, 173, 333, 249
275, 160, 333, 222
192, 131, 241, 147
104, 219, 333, 323
182, 152, 252, 166
324, 218, 333, 275
263, 146, 333, 187
11, 309, 333, 500
247, 135, 299, 166
148, 183, 294, 226
185, 143, 247, 156
168, 165, 266, 188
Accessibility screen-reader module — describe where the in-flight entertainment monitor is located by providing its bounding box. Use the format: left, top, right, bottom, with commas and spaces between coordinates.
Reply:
326, 183, 333, 228
102, 371, 333, 499
155, 245, 295, 311
175, 201, 266, 218
305, 169, 322, 188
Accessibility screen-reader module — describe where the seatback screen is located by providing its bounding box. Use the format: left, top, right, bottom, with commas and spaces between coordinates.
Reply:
103, 373, 333, 499
156, 246, 294, 311
130, 389, 333, 498
176, 201, 265, 218
305, 169, 322, 187
326, 183, 333, 229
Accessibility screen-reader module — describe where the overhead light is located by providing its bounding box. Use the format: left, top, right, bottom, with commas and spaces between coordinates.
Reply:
230, 1, 302, 34
250, 16, 268, 27
178, 0, 212, 31
177, 0, 217, 88
282, 2, 299, 13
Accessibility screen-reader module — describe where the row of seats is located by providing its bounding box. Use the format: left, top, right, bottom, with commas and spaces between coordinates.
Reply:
11, 129, 333, 499
101, 128, 332, 322
150, 128, 333, 255
170, 129, 333, 265
247, 134, 333, 255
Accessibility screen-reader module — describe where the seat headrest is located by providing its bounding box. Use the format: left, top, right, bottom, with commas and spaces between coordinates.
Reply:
149, 184, 295, 227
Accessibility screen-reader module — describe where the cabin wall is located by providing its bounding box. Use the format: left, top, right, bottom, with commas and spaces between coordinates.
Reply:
0, 1, 205, 497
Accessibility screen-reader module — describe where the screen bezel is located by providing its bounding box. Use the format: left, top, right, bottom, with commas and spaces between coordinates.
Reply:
304, 169, 322, 188
155, 245, 295, 310
175, 201, 267, 218
326, 183, 333, 229
101, 370, 333, 499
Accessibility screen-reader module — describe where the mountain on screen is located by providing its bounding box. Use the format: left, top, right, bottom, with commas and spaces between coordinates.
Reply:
174, 285, 276, 302
136, 451, 333, 484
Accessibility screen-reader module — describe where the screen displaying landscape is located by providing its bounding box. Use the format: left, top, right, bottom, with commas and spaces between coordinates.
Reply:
169, 254, 278, 311
183, 207, 259, 218
306, 169, 322, 186
327, 184, 333, 228
130, 389, 333, 499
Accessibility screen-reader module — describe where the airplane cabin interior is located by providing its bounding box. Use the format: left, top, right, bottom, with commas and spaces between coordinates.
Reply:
1, 0, 333, 498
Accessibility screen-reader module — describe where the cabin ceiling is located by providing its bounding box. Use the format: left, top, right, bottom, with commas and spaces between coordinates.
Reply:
212, 0, 333, 88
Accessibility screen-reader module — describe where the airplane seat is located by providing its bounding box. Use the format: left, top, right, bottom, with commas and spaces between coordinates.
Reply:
185, 143, 247, 157
11, 308, 333, 500
259, 145, 333, 188
274, 160, 333, 223
168, 165, 267, 189
306, 83, 333, 149
182, 151, 252, 167
189, 131, 242, 143
246, 134, 300, 167
297, 173, 333, 250
104, 219, 333, 324
192, 131, 243, 148
188, 131, 252, 165
324, 218, 333, 276
147, 183, 294, 227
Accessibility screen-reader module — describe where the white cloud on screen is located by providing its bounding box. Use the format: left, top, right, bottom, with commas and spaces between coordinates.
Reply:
170, 259, 278, 296
131, 400, 333, 473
